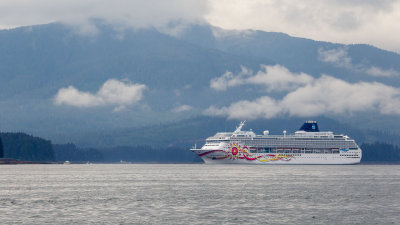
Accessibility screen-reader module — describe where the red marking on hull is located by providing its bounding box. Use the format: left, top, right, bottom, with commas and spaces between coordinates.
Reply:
198, 150, 226, 157
243, 154, 262, 160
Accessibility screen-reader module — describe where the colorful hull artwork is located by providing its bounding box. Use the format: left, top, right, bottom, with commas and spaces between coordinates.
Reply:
198, 143, 295, 163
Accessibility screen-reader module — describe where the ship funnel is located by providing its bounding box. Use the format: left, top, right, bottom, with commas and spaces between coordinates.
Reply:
299, 120, 319, 132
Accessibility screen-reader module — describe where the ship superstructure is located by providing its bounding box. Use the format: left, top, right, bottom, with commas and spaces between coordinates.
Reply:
190, 121, 362, 164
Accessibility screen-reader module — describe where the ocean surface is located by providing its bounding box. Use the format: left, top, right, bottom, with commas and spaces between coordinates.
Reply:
0, 164, 399, 225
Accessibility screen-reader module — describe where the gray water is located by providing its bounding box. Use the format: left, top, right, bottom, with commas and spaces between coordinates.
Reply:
0, 164, 399, 225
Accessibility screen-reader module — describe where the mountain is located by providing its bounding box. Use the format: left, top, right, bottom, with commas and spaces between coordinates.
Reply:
0, 23, 264, 142
179, 25, 400, 84
0, 22, 400, 144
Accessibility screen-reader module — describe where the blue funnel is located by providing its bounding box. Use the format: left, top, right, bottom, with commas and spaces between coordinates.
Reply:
299, 121, 319, 132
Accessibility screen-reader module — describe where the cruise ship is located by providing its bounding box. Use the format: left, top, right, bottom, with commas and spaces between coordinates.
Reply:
190, 121, 362, 164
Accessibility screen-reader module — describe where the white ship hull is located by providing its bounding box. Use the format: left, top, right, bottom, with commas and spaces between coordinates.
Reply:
191, 148, 361, 165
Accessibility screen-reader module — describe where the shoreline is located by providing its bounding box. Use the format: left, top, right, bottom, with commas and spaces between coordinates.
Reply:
0, 158, 55, 165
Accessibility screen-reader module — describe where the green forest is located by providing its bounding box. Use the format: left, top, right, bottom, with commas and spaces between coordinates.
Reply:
0, 133, 54, 161
0, 136, 3, 158
360, 142, 400, 163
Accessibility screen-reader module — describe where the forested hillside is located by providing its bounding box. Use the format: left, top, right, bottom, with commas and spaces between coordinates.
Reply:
99, 146, 202, 163
53, 143, 103, 162
0, 136, 3, 158
0, 132, 54, 161
361, 142, 400, 164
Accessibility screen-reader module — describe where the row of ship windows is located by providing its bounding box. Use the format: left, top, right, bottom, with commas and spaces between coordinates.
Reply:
282, 156, 360, 158
340, 155, 360, 157
205, 143, 220, 146
249, 148, 358, 154
289, 156, 359, 158
250, 154, 360, 158
251, 150, 341, 154
207, 140, 357, 148
246, 143, 356, 147
210, 139, 353, 143
245, 143, 357, 148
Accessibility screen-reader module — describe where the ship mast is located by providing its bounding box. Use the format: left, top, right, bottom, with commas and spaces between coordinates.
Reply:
234, 120, 246, 133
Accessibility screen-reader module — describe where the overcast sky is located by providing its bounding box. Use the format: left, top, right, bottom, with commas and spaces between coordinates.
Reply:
0, 0, 399, 52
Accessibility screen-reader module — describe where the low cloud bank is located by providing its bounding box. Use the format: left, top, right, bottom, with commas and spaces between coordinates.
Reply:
54, 79, 147, 110
206, 65, 400, 119
318, 47, 400, 77
172, 104, 193, 113
210, 65, 313, 92
0, 0, 207, 36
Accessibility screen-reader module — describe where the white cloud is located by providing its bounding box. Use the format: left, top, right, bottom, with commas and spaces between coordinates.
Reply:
205, 66, 400, 119
210, 66, 251, 91
317, 47, 353, 69
205, 96, 281, 119
54, 79, 147, 109
248, 65, 314, 92
210, 65, 313, 92
172, 105, 193, 113
365, 66, 400, 77
280, 75, 400, 116
318, 47, 400, 77
54, 86, 103, 107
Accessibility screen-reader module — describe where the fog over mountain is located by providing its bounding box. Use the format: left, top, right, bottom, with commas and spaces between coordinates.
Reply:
2, 0, 400, 52
0, 22, 400, 145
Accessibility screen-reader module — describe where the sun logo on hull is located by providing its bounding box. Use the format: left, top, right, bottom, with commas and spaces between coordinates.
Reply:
231, 147, 238, 155
228, 143, 261, 160
228, 143, 243, 160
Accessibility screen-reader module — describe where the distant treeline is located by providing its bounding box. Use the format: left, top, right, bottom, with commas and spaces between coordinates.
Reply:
53, 144, 201, 163
53, 143, 104, 163
98, 146, 202, 163
360, 142, 400, 163
1, 131, 400, 164
0, 132, 54, 161
0, 136, 3, 158
0, 132, 201, 163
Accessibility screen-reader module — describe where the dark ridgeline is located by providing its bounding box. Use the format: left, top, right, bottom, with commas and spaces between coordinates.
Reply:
361, 142, 400, 164
0, 136, 3, 158
49, 140, 400, 164
0, 132, 55, 162
99, 146, 202, 163
53, 143, 103, 163
78, 116, 400, 149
